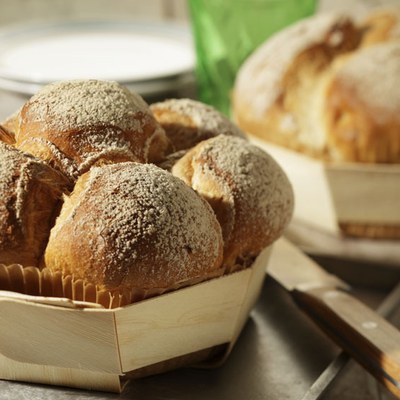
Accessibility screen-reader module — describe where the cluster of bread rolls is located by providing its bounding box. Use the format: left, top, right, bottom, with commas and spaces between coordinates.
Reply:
0, 80, 293, 302
233, 7, 400, 164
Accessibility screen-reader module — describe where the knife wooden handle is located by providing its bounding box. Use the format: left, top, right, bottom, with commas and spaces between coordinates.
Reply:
293, 286, 400, 398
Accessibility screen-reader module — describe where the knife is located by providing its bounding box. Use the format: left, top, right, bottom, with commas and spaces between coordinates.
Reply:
268, 238, 400, 398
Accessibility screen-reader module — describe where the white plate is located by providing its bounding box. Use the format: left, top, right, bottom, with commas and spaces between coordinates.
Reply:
0, 71, 196, 97
0, 19, 195, 84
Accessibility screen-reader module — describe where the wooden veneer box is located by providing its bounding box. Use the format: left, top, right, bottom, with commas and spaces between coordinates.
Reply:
0, 247, 271, 393
250, 137, 400, 237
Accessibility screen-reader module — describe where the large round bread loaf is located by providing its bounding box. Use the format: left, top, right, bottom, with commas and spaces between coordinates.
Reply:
233, 9, 400, 164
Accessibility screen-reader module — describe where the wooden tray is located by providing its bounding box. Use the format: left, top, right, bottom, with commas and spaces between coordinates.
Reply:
0, 247, 271, 393
250, 136, 400, 237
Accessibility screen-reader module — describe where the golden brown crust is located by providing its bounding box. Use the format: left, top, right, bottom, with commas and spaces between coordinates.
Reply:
14, 80, 170, 180
0, 142, 70, 267
44, 162, 224, 293
232, 10, 400, 240
151, 98, 246, 153
233, 9, 400, 165
361, 6, 400, 46
233, 13, 362, 160
1, 110, 19, 143
0, 81, 293, 300
0, 125, 15, 145
172, 135, 294, 270
324, 42, 400, 163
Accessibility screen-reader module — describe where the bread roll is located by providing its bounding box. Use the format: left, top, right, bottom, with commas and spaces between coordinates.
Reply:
172, 135, 294, 270
233, 13, 363, 160
14, 80, 170, 181
0, 142, 69, 267
44, 162, 224, 294
150, 98, 246, 153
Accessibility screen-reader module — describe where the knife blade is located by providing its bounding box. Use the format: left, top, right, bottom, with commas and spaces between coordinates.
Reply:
268, 238, 400, 398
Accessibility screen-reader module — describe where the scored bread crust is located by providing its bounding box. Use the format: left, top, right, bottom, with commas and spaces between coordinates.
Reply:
14, 80, 170, 180
172, 135, 294, 270
0, 142, 70, 267
44, 162, 224, 293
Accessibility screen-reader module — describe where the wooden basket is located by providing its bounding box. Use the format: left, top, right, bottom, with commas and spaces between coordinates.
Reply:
250, 136, 400, 237
0, 246, 271, 393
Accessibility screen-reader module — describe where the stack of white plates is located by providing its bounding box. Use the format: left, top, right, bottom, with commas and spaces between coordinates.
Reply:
0, 19, 196, 99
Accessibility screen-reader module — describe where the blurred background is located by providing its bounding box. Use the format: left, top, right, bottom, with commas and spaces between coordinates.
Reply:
0, 0, 398, 122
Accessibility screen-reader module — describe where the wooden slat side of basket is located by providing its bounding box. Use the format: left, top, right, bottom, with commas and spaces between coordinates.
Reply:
0, 353, 123, 393
250, 136, 400, 234
0, 299, 121, 373
0, 247, 271, 392
114, 264, 256, 372
325, 164, 400, 224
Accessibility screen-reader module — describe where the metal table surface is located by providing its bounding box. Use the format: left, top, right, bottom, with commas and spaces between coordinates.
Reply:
0, 89, 400, 400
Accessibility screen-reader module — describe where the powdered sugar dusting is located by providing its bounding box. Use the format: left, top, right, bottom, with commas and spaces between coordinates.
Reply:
334, 42, 400, 121
235, 13, 352, 116
0, 144, 37, 226
186, 136, 294, 248
49, 162, 223, 290
0, 143, 61, 241
19, 80, 166, 173
151, 98, 246, 145
24, 80, 149, 133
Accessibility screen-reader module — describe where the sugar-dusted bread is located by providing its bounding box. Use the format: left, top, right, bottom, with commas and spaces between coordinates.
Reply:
0, 79, 294, 305
233, 13, 363, 161
44, 162, 224, 296
361, 6, 400, 46
233, 8, 400, 164
171, 135, 294, 270
324, 41, 400, 163
151, 98, 246, 153
232, 8, 400, 239
0, 142, 69, 267
13, 80, 170, 181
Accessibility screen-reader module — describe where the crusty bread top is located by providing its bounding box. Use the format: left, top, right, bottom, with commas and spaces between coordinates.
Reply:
16, 80, 168, 180
0, 142, 69, 265
45, 162, 224, 291
23, 80, 150, 133
0, 143, 59, 235
0, 143, 35, 237
151, 98, 246, 152
172, 135, 294, 268
361, 5, 400, 46
234, 13, 356, 118
331, 41, 400, 120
